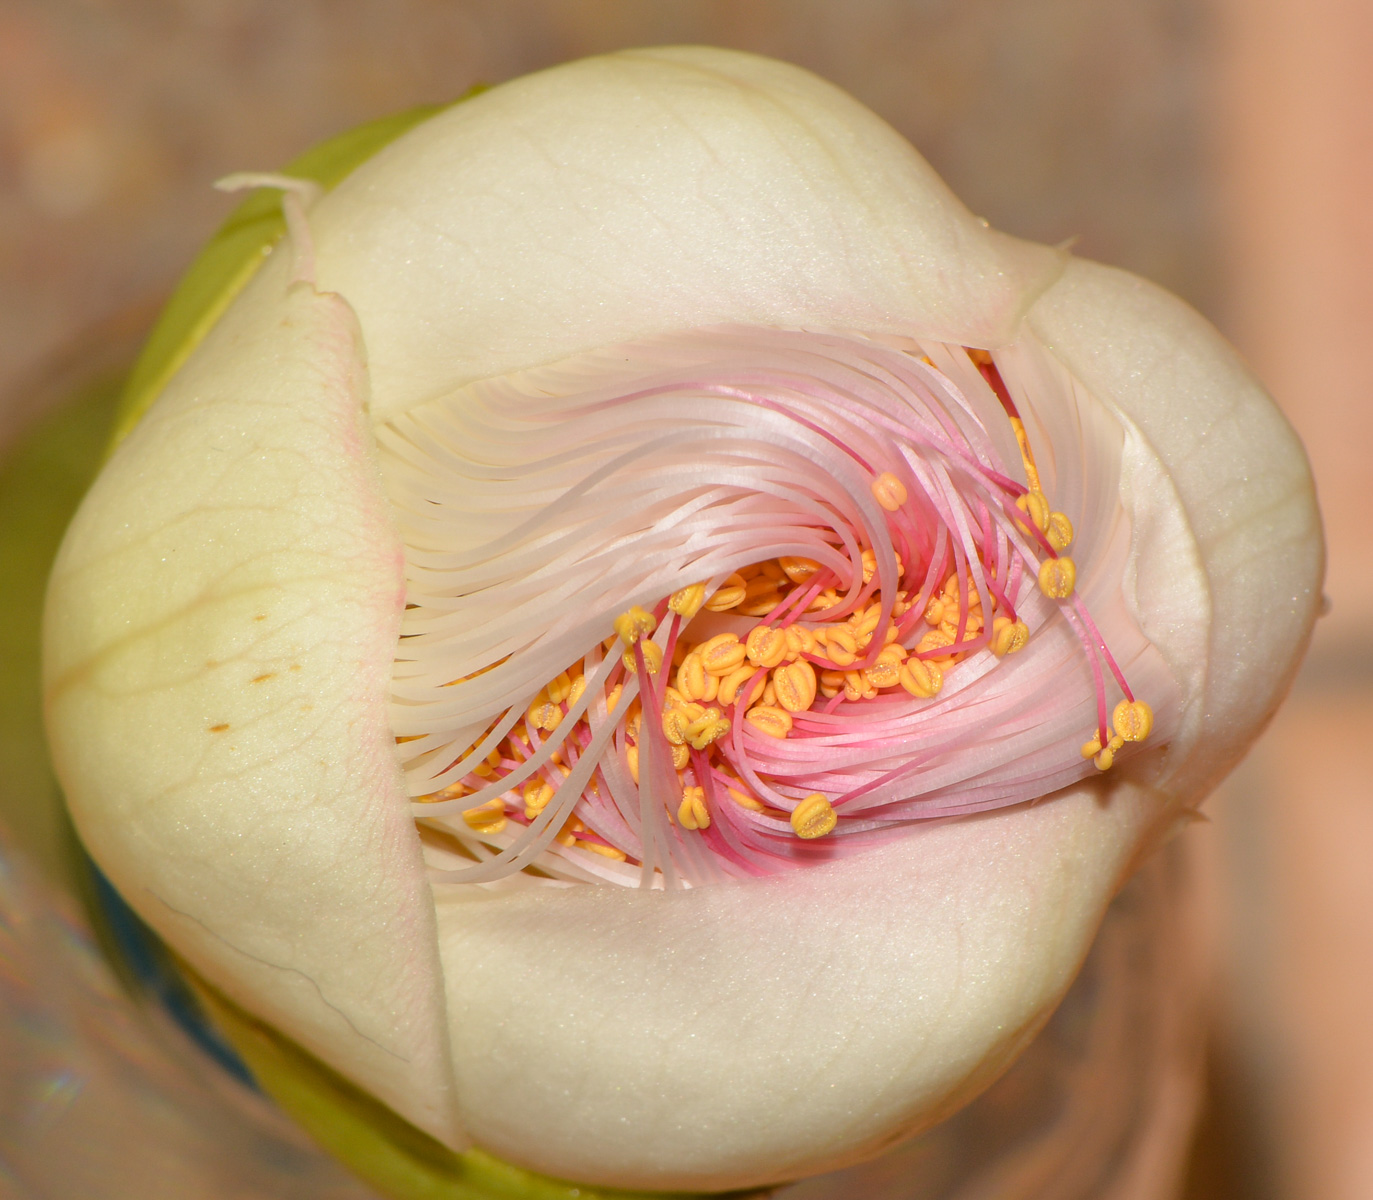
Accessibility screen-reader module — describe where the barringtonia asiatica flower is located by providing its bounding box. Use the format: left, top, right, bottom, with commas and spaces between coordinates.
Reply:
43, 46, 1321, 1194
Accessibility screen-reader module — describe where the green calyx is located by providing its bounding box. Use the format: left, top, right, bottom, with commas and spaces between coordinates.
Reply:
51, 91, 757, 1200
192, 975, 753, 1200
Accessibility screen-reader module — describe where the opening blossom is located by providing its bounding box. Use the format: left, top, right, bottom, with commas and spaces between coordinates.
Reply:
42, 47, 1322, 1195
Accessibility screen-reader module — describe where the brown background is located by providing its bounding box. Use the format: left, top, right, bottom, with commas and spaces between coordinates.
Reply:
2, 3, 1369, 1198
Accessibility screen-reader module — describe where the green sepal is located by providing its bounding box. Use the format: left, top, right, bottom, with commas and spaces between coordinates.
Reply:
110, 87, 485, 452
0, 373, 121, 885
190, 975, 762, 1200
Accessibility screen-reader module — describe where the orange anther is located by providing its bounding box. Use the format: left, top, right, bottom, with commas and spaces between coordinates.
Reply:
773, 659, 818, 712
989, 616, 1029, 657
871, 472, 908, 512
790, 793, 837, 839
704, 572, 747, 611
669, 582, 708, 619
462, 799, 508, 834
746, 625, 788, 669
678, 787, 710, 830
699, 633, 748, 676
745, 705, 794, 738
614, 605, 657, 646
779, 556, 821, 583
898, 658, 943, 699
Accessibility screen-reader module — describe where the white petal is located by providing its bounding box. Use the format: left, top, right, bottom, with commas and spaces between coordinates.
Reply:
1026, 258, 1324, 794
43, 278, 460, 1145
433, 777, 1164, 1192
305, 46, 1063, 422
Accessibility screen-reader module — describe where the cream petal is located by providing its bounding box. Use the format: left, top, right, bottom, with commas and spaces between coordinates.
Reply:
304, 46, 1063, 422
1026, 257, 1324, 795
433, 776, 1165, 1192
43, 277, 460, 1146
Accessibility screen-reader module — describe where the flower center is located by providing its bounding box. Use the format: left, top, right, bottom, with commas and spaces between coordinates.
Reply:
381, 329, 1171, 887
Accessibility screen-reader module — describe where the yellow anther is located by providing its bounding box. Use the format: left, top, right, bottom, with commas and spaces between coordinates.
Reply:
699, 633, 748, 676
760, 678, 777, 707
577, 840, 628, 861
818, 669, 844, 699
462, 799, 507, 834
807, 588, 840, 611
622, 640, 664, 675
745, 705, 793, 738
822, 627, 859, 667
1112, 699, 1154, 742
727, 786, 767, 812
864, 643, 907, 688
898, 658, 944, 699
871, 471, 908, 512
702, 573, 746, 612
717, 664, 759, 707
737, 577, 782, 616
678, 787, 710, 830
790, 793, 838, 839
746, 625, 789, 669
851, 602, 883, 633
662, 708, 692, 746
686, 708, 731, 750
1093, 734, 1125, 771
418, 781, 465, 804
676, 653, 718, 703
614, 605, 657, 646
526, 691, 563, 732
545, 671, 574, 704
566, 674, 587, 710
784, 624, 817, 659
779, 556, 821, 584
522, 778, 555, 819
916, 628, 955, 658
671, 743, 690, 770
860, 548, 877, 585
1015, 489, 1051, 533
605, 683, 623, 714
989, 616, 1030, 657
1038, 556, 1076, 600
1081, 734, 1102, 759
773, 659, 818, 712
842, 671, 876, 703
760, 559, 789, 582
924, 596, 946, 626
1047, 511, 1074, 551
554, 816, 584, 847
669, 582, 708, 619
624, 744, 640, 783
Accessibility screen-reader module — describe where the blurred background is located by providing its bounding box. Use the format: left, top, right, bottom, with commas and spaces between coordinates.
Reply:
0, 2, 1368, 1198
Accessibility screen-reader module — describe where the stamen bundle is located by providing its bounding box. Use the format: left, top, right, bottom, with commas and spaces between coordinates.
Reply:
378, 328, 1173, 887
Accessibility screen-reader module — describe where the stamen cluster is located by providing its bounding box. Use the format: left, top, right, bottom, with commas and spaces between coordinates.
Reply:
382, 330, 1159, 887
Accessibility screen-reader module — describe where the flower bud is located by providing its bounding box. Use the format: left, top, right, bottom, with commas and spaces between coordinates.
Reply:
43, 47, 1321, 1194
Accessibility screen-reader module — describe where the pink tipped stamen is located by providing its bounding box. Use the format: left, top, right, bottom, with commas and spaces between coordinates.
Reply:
388, 330, 1169, 887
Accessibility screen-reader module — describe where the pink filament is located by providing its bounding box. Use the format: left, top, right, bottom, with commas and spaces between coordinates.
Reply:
384, 329, 1154, 887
